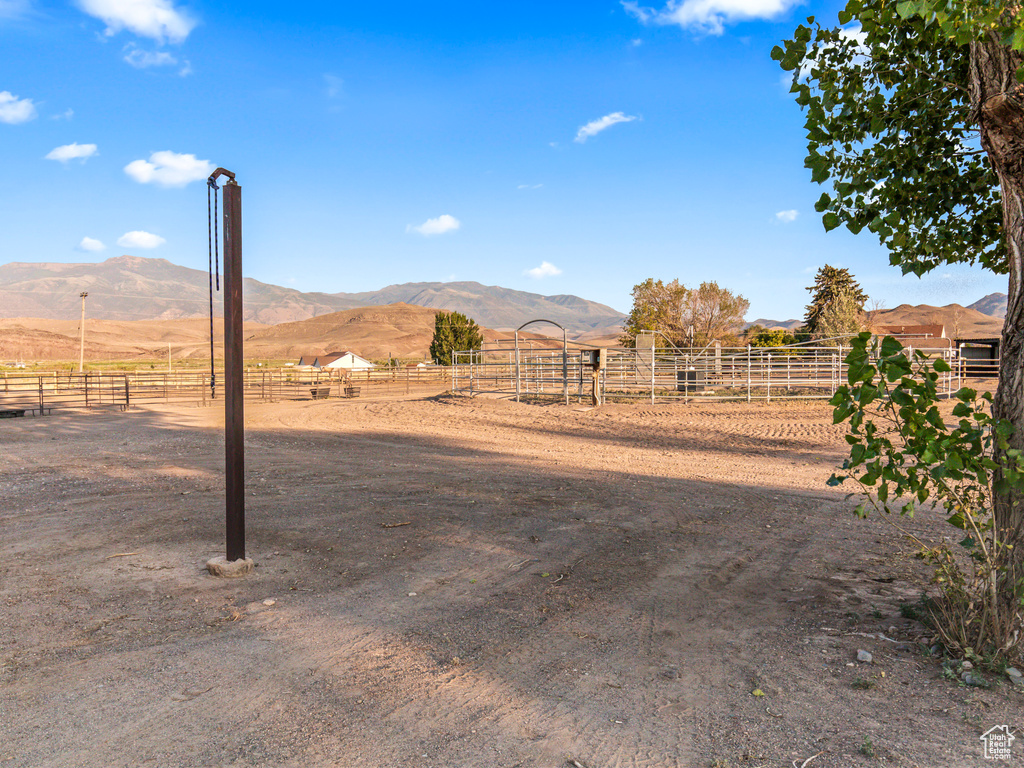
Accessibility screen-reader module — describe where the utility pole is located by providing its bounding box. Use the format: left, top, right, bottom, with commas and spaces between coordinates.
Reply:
78, 292, 88, 372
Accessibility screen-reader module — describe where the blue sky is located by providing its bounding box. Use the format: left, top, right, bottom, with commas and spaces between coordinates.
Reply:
0, 0, 1008, 321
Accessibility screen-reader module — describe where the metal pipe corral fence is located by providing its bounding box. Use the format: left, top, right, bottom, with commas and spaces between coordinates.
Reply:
0, 366, 451, 413
452, 343, 968, 403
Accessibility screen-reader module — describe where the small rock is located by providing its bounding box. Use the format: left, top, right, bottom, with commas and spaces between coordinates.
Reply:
1006, 667, 1022, 681
887, 626, 898, 636
408, 592, 417, 597
930, 644, 942, 656
857, 650, 873, 663
962, 671, 986, 687
262, 599, 276, 606
961, 660, 973, 670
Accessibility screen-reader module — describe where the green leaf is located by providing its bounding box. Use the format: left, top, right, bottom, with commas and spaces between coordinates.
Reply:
895, 1, 918, 19
880, 336, 904, 358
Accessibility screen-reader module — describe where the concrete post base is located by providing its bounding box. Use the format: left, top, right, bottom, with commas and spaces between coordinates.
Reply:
206, 556, 254, 578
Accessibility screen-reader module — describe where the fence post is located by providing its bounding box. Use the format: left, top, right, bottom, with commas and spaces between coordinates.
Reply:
651, 344, 655, 405
125, 374, 130, 410
766, 352, 771, 403
746, 345, 751, 403
515, 347, 520, 402
39, 376, 43, 412
84, 373, 89, 408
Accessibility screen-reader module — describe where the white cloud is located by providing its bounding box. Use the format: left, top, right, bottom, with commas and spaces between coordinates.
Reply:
407, 214, 461, 236
623, 0, 800, 35
117, 230, 166, 248
124, 44, 176, 68
775, 209, 798, 223
124, 150, 214, 187
52, 108, 74, 120
0, 91, 37, 124
77, 0, 195, 43
525, 261, 562, 279
45, 142, 98, 162
574, 111, 637, 143
78, 236, 106, 252
517, 183, 543, 190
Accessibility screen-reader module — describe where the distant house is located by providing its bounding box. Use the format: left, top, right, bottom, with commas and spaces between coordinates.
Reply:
872, 323, 951, 348
297, 351, 375, 370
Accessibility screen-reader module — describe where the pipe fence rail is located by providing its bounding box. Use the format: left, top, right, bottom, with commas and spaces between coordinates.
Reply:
0, 366, 451, 414
453, 343, 969, 404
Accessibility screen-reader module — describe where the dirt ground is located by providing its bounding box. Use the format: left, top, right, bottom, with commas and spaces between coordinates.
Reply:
2, 391, 1021, 767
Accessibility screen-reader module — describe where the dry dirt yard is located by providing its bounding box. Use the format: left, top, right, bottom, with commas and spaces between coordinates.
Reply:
2, 393, 1021, 768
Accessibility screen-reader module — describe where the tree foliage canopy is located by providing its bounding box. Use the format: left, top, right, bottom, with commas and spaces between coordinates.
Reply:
429, 311, 482, 366
620, 279, 688, 347
747, 326, 798, 347
621, 278, 748, 348
805, 265, 867, 334
772, 1, 1004, 276
777, 0, 1024, 656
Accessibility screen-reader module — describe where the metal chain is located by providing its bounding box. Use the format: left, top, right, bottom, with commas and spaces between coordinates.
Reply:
207, 179, 220, 400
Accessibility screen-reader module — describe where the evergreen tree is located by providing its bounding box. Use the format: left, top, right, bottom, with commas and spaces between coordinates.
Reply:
429, 311, 483, 366
804, 265, 866, 335
814, 288, 864, 339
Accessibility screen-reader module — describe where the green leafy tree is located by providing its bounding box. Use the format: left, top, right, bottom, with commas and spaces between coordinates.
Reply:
621, 278, 748, 347
805, 266, 867, 335
775, 1, 1024, 605
620, 278, 688, 347
815, 288, 865, 340
429, 311, 482, 366
748, 327, 797, 348
829, 334, 1024, 660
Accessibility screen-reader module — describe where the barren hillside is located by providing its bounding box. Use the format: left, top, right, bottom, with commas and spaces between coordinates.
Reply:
867, 303, 1003, 339
0, 304, 562, 364
0, 255, 625, 333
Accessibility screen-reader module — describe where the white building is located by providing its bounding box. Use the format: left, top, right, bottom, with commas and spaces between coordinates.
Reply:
297, 351, 375, 371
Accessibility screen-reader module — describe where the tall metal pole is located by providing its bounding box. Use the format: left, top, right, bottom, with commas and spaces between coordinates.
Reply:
78, 292, 88, 373
222, 179, 245, 562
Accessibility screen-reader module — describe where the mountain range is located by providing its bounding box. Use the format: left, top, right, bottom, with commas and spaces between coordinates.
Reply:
0, 255, 626, 335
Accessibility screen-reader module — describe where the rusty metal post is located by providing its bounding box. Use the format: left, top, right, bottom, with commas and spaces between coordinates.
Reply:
222, 179, 245, 562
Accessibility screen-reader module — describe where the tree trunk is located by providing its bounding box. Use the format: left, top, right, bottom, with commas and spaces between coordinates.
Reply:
971, 36, 1024, 548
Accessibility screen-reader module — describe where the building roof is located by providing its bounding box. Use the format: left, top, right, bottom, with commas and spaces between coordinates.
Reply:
873, 324, 946, 339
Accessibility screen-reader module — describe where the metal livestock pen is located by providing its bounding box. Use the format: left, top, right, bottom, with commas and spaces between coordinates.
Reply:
452, 340, 964, 404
